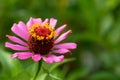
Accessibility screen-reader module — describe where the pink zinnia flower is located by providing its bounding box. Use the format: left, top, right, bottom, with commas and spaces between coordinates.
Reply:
5, 17, 77, 64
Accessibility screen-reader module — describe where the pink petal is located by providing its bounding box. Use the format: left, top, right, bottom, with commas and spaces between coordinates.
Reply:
42, 18, 48, 24
55, 24, 67, 37
42, 55, 53, 64
32, 54, 42, 62
18, 21, 28, 32
16, 52, 33, 60
54, 43, 77, 49
26, 17, 34, 27
5, 42, 28, 50
50, 54, 64, 62
55, 30, 72, 44
52, 49, 70, 54
27, 17, 42, 28
33, 18, 42, 24
6, 35, 27, 46
50, 18, 57, 28
11, 23, 29, 41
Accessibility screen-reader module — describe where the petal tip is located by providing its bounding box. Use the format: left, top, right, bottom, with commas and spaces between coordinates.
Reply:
10, 53, 18, 58
6, 35, 10, 38
32, 54, 42, 62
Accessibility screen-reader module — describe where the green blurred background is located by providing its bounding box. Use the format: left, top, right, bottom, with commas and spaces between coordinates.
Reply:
0, 0, 120, 80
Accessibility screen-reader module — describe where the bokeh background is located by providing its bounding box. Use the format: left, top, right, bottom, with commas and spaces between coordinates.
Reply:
0, 0, 120, 80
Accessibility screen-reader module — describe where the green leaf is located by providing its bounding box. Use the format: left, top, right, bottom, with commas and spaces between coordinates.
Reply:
100, 14, 113, 36
89, 71, 119, 80
0, 47, 38, 80
66, 67, 90, 80
36, 58, 75, 80
0, 47, 23, 79
49, 58, 75, 72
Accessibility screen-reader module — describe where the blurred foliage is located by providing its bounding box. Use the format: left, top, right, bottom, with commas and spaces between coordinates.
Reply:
0, 0, 120, 80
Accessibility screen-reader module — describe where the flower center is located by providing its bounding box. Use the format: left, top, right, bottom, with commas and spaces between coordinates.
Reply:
28, 23, 56, 55
34, 27, 51, 36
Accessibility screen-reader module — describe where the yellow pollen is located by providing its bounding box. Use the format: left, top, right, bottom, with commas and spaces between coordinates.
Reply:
29, 23, 56, 40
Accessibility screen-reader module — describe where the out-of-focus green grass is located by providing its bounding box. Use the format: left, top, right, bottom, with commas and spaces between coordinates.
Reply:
0, 0, 120, 80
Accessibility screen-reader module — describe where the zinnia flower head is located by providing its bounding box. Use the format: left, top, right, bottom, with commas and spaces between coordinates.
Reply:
5, 17, 77, 64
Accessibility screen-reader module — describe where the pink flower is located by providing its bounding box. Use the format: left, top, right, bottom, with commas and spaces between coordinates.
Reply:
5, 17, 77, 64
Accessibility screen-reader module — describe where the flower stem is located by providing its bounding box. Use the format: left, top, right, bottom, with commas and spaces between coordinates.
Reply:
32, 61, 42, 80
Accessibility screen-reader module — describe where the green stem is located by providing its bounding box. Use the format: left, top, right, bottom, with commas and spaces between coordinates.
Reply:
32, 61, 42, 80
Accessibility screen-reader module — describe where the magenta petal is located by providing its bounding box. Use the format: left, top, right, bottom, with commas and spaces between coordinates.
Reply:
50, 18, 57, 28
5, 42, 28, 50
52, 49, 70, 54
6, 35, 27, 46
55, 30, 72, 44
32, 54, 42, 62
54, 43, 77, 49
26, 17, 34, 27
55, 24, 67, 37
11, 23, 29, 41
50, 54, 64, 62
18, 21, 28, 31
42, 56, 53, 64
42, 18, 48, 24
33, 18, 42, 24
16, 52, 33, 60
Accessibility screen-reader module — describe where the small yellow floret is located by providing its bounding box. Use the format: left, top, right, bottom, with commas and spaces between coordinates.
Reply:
29, 23, 56, 40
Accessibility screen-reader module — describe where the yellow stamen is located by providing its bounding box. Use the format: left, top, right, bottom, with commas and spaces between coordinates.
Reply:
29, 23, 56, 40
